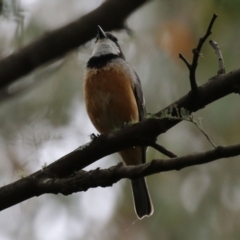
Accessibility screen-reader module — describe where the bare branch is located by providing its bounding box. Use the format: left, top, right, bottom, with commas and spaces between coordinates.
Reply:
195, 116, 216, 148
179, 53, 191, 70
187, 115, 216, 148
164, 113, 216, 148
0, 0, 149, 91
181, 14, 218, 92
209, 40, 225, 75
149, 142, 177, 158
25, 144, 240, 195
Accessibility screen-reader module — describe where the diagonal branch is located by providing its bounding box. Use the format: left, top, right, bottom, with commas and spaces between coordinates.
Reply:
0, 0, 149, 91
0, 67, 240, 210
149, 142, 177, 158
1, 143, 240, 211
35, 144, 240, 195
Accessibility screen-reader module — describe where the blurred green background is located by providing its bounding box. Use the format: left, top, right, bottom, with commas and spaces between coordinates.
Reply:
0, 0, 240, 239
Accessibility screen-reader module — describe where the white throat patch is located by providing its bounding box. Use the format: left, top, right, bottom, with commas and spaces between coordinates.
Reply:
92, 38, 120, 57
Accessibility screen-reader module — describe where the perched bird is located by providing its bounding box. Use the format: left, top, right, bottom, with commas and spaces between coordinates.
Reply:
84, 26, 153, 219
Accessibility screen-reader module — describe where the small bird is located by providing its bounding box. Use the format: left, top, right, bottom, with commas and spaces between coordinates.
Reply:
84, 26, 153, 219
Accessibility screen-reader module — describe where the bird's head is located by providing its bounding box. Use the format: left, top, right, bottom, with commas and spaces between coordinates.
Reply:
91, 26, 124, 59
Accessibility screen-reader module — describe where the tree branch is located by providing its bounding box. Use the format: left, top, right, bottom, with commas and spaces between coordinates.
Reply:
1, 68, 240, 211
0, 0, 149, 90
209, 40, 225, 75
35, 144, 240, 195
179, 14, 218, 92
149, 142, 177, 158
1, 143, 240, 212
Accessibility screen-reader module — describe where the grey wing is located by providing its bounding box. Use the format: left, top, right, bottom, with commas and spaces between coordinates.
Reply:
132, 71, 147, 163
133, 71, 146, 121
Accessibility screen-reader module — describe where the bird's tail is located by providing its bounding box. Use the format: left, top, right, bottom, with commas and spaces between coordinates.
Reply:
131, 178, 153, 219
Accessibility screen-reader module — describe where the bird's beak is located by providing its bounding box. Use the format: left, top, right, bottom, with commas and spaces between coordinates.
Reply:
97, 25, 108, 39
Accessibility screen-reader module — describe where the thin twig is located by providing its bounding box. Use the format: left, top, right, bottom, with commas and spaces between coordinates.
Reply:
165, 109, 216, 148
195, 14, 218, 54
179, 53, 191, 70
188, 115, 216, 148
209, 40, 225, 75
191, 14, 218, 90
188, 14, 218, 92
150, 142, 177, 158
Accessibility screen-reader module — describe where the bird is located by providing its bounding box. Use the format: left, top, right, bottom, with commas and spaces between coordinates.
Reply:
83, 25, 153, 219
